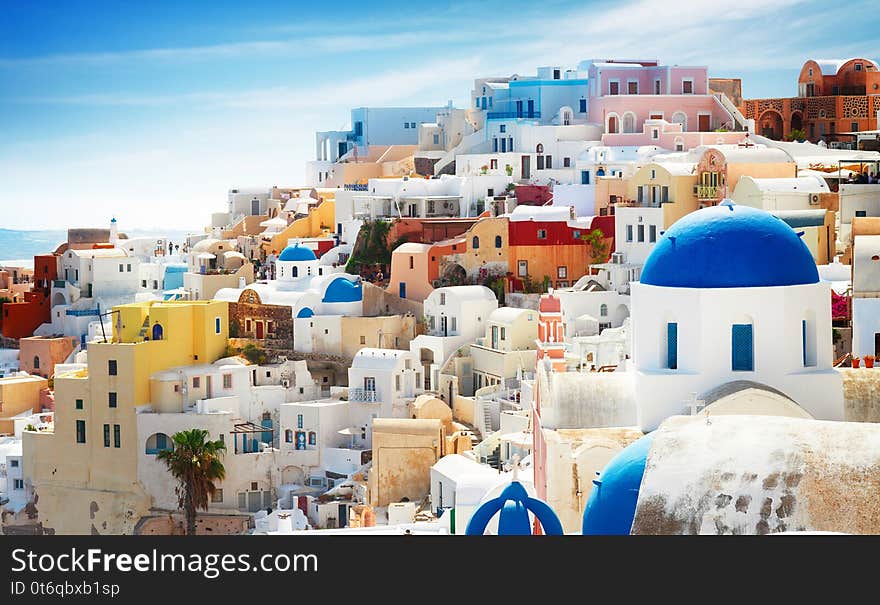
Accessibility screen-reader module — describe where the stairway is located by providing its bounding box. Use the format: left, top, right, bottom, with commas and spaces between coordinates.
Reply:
481, 405, 494, 438
486, 444, 501, 470
136, 316, 150, 339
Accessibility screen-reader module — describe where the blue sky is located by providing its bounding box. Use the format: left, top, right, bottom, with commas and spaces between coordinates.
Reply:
1, 0, 878, 230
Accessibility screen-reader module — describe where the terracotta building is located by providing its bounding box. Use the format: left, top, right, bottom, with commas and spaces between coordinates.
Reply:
742, 58, 880, 143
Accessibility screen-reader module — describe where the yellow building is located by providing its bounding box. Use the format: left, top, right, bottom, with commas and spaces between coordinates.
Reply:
261, 199, 336, 257
23, 300, 229, 534
440, 216, 509, 282
626, 162, 698, 228
0, 374, 48, 434
366, 418, 444, 508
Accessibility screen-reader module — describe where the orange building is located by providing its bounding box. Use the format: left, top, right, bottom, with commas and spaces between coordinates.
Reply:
536, 293, 566, 372
19, 335, 79, 378
742, 58, 880, 143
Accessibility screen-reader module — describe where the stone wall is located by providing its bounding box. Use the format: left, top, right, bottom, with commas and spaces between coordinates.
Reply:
134, 513, 252, 535
841, 367, 880, 422
362, 281, 423, 317
414, 157, 439, 177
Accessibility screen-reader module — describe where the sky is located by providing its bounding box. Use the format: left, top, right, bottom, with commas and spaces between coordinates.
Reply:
1, 0, 878, 231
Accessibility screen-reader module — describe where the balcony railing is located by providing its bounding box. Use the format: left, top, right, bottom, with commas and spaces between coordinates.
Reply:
349, 388, 379, 403
696, 185, 719, 199
344, 183, 369, 191
486, 111, 541, 120
53, 280, 66, 289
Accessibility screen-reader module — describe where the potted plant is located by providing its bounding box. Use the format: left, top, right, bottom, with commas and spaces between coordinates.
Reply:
865, 355, 875, 369
851, 355, 861, 368
480, 164, 489, 175
505, 164, 514, 177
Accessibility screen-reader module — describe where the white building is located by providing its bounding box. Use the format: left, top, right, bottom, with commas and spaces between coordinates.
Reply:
851, 234, 880, 358
409, 286, 499, 391
346, 348, 424, 448
631, 201, 843, 430
732, 175, 830, 211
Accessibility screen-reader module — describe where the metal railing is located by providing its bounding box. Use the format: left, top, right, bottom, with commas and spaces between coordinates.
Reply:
349, 387, 379, 403
486, 111, 541, 120
696, 185, 719, 199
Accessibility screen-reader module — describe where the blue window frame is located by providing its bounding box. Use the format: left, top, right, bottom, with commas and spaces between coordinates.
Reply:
732, 324, 754, 371
667, 323, 678, 369
579, 99, 587, 113
215, 317, 221, 334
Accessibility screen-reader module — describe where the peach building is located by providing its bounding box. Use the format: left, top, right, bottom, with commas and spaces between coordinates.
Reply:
742, 58, 880, 143
0, 374, 49, 434
19, 336, 79, 379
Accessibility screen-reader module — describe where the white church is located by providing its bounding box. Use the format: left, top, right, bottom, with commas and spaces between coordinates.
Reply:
629, 200, 843, 430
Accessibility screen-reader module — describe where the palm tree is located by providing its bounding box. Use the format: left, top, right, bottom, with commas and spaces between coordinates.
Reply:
157, 429, 227, 535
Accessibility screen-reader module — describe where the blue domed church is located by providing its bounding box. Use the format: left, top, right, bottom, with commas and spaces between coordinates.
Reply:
631, 200, 843, 430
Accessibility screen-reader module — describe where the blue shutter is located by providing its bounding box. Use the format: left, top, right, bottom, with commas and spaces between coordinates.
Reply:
732, 324, 754, 371
802, 320, 807, 366
667, 323, 678, 370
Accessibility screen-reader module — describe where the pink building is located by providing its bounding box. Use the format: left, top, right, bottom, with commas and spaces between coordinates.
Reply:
584, 60, 743, 138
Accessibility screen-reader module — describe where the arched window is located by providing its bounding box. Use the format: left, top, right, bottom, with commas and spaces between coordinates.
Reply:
536, 143, 544, 154
33, 356, 40, 369
672, 111, 687, 130
292, 266, 298, 277
145, 432, 173, 455
495, 235, 502, 248
622, 112, 636, 133
472, 236, 480, 249
151, 323, 164, 341
600, 304, 608, 317
802, 310, 817, 367
285, 429, 293, 443
596, 168, 606, 177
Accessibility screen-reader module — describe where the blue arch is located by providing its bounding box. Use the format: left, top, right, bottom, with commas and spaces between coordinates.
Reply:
296, 307, 314, 318
465, 481, 564, 536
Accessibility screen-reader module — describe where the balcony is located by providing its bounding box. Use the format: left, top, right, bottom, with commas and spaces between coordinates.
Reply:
486, 111, 541, 120
349, 388, 379, 403
696, 185, 719, 200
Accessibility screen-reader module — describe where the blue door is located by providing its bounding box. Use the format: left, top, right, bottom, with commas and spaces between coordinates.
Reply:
399, 282, 406, 299
261, 418, 273, 444
581, 171, 590, 185
731, 324, 754, 371
666, 323, 678, 370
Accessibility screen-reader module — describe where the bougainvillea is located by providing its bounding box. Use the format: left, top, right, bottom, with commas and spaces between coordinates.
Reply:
831, 291, 849, 321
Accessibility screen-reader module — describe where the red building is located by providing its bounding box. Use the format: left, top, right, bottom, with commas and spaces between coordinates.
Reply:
0, 254, 58, 339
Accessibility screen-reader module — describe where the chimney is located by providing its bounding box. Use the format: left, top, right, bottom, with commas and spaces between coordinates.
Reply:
276, 513, 293, 534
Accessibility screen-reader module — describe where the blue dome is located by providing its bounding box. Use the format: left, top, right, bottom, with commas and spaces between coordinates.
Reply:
278, 244, 316, 262
296, 307, 314, 318
639, 201, 819, 289
582, 432, 655, 535
322, 277, 362, 303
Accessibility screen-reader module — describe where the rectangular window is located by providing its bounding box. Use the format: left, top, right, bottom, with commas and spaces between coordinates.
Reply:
537, 229, 547, 239
649, 225, 657, 243
563, 157, 571, 168
215, 317, 222, 334
440, 293, 446, 305
212, 489, 223, 503
395, 375, 401, 391
119, 264, 124, 273
297, 414, 303, 429
75, 398, 83, 410
433, 134, 439, 145
579, 99, 587, 113
108, 392, 117, 408
609, 81, 619, 95
626, 225, 633, 242
114, 424, 121, 448
127, 264, 132, 272
581, 171, 590, 185
802, 320, 808, 367
404, 122, 409, 128
654, 79, 661, 95
661, 186, 669, 203
490, 159, 498, 169
223, 374, 232, 389
360, 335, 366, 345
193, 377, 201, 388
76, 420, 86, 443
104, 424, 111, 447
667, 323, 678, 370
628, 81, 638, 94
10, 460, 19, 467
451, 317, 457, 332
731, 324, 754, 371
108, 360, 117, 376
493, 138, 498, 152
500, 327, 506, 340
852, 122, 860, 132
637, 224, 645, 242
500, 124, 506, 133
558, 266, 567, 278
682, 80, 693, 94
410, 122, 416, 129
856, 210, 868, 217
518, 260, 528, 277
14, 479, 23, 490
